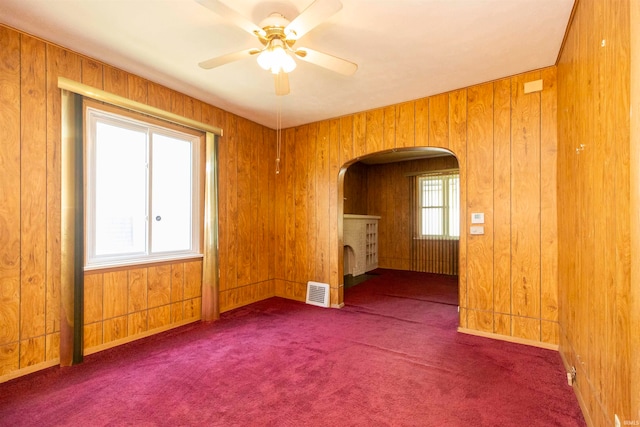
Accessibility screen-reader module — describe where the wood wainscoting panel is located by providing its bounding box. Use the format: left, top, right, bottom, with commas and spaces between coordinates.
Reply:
146, 262, 177, 311
467, 309, 493, 333
170, 264, 184, 304
541, 320, 559, 345
103, 316, 127, 344
184, 260, 202, 299
82, 259, 204, 353
83, 323, 102, 350
19, 336, 46, 368
103, 271, 128, 319
148, 306, 171, 331
128, 311, 148, 336
494, 313, 511, 337
511, 315, 540, 342
84, 273, 103, 325
128, 268, 148, 313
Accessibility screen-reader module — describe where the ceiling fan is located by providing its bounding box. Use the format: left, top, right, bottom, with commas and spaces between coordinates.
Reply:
196, 0, 358, 96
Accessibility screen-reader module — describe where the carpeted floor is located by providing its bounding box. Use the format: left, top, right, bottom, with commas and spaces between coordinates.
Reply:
0, 269, 585, 426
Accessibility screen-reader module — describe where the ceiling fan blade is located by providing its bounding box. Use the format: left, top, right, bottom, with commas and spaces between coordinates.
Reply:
285, 0, 342, 40
198, 48, 259, 69
274, 71, 290, 96
195, 0, 266, 37
295, 47, 357, 76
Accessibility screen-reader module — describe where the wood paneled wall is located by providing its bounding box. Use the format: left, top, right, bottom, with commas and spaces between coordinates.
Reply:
276, 68, 559, 346
557, 0, 638, 424
0, 25, 276, 381
83, 260, 202, 352
343, 162, 368, 214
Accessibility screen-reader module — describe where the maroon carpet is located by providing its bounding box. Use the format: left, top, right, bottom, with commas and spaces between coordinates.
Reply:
0, 269, 585, 426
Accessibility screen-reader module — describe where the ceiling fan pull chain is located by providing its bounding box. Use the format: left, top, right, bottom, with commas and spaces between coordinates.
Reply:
276, 96, 282, 174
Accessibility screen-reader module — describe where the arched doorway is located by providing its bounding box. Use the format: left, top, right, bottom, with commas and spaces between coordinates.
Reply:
338, 147, 461, 309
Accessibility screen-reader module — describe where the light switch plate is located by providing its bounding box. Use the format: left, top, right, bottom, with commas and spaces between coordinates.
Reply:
470, 225, 484, 235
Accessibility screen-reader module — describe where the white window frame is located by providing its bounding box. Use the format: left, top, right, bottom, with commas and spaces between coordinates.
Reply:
417, 171, 460, 239
84, 103, 202, 270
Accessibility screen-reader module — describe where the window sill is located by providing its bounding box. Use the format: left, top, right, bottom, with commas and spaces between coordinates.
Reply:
84, 253, 204, 273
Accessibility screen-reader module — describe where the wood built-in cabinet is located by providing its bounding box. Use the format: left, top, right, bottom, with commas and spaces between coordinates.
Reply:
343, 214, 380, 276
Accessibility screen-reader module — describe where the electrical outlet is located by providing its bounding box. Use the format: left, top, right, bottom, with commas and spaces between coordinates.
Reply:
567, 366, 577, 386
615, 414, 621, 427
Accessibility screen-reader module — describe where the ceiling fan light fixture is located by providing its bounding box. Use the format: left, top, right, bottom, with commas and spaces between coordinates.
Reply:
257, 41, 296, 74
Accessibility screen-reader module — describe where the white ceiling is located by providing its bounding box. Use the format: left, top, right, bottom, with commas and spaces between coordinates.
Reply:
0, 0, 574, 129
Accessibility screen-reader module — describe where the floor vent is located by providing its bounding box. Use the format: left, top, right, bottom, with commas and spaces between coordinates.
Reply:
306, 281, 330, 308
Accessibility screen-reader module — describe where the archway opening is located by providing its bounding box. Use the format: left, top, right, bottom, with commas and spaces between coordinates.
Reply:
338, 147, 461, 319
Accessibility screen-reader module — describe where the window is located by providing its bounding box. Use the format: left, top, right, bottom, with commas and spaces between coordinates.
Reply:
85, 103, 202, 269
417, 172, 460, 238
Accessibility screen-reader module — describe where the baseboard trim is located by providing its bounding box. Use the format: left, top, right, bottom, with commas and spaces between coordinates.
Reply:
0, 359, 60, 384
457, 327, 559, 351
331, 303, 345, 309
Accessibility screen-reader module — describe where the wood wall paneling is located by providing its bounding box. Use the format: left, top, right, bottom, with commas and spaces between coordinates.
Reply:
221, 113, 238, 293
510, 71, 542, 323
0, 27, 22, 375
353, 112, 367, 158
395, 101, 414, 148
383, 105, 396, 150
339, 115, 354, 166
307, 124, 318, 282
414, 98, 429, 147
429, 93, 449, 148
466, 83, 494, 320
293, 126, 308, 284
316, 121, 331, 284
630, 0, 640, 421
1, 24, 279, 380
365, 109, 384, 154
492, 78, 512, 317
557, 0, 636, 423
448, 89, 467, 322
329, 119, 341, 290
20, 35, 47, 368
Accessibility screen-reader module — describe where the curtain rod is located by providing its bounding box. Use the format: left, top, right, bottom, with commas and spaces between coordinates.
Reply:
58, 77, 222, 136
